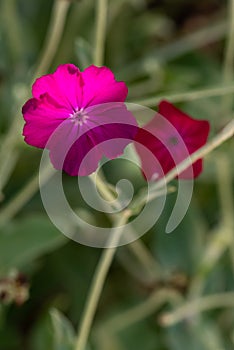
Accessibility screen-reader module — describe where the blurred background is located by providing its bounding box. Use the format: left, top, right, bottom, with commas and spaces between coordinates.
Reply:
0, 0, 234, 349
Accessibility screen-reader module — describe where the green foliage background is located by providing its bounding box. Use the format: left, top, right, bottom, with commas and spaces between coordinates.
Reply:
0, 0, 234, 349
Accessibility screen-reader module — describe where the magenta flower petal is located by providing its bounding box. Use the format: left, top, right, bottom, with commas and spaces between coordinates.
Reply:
47, 121, 100, 176
32, 64, 83, 110
85, 103, 138, 159
81, 65, 128, 107
134, 100, 210, 180
62, 135, 101, 177
47, 103, 138, 176
22, 94, 69, 148
22, 64, 136, 176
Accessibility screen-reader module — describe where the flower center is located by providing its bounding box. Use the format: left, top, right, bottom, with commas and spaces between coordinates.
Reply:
70, 108, 89, 126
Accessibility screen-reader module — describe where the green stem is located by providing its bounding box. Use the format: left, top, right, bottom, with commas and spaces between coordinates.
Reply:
33, 0, 71, 80
0, 0, 25, 196
1, 0, 24, 62
160, 292, 234, 326
132, 83, 234, 107
105, 288, 182, 332
74, 211, 130, 350
188, 156, 234, 299
187, 0, 234, 301
223, 0, 234, 81
188, 227, 231, 300
0, 165, 54, 227
216, 155, 234, 270
94, 0, 108, 66
216, 155, 234, 229
0, 151, 19, 202
0, 0, 71, 197
0, 116, 23, 200
1, 119, 233, 230
125, 239, 162, 281
89, 172, 116, 204
120, 20, 226, 81
90, 173, 162, 284
143, 119, 234, 205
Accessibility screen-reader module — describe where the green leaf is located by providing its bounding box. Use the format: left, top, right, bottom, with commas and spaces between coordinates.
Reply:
29, 308, 76, 350
0, 215, 67, 272
50, 309, 75, 350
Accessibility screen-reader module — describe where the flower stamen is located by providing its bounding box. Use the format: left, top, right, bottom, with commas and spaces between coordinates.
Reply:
70, 108, 89, 126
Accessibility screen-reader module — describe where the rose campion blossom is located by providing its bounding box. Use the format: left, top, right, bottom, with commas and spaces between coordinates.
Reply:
134, 100, 210, 180
22, 64, 137, 176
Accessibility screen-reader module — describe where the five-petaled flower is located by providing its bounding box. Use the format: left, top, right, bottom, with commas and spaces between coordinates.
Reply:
22, 64, 137, 176
22, 65, 210, 180
134, 100, 210, 180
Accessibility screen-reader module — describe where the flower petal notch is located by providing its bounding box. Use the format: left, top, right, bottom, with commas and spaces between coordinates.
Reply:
134, 100, 210, 181
22, 64, 137, 176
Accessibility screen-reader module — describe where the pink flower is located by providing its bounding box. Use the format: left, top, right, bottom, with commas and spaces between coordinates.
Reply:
22, 64, 137, 176
134, 100, 210, 180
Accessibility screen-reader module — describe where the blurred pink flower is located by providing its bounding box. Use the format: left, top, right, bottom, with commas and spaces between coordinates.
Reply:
134, 100, 210, 180
22, 64, 137, 176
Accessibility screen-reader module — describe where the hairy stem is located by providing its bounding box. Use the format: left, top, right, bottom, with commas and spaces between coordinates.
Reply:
74, 211, 130, 350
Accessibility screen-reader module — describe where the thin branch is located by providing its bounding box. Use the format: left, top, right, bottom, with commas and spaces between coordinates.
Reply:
216, 155, 234, 229
188, 156, 234, 299
145, 119, 234, 203
33, 0, 71, 80
1, 0, 24, 62
0, 0, 71, 198
89, 173, 162, 285
0, 165, 54, 227
94, 0, 108, 66
160, 292, 234, 326
222, 0, 234, 111
106, 288, 182, 332
120, 21, 227, 81
132, 83, 234, 107
74, 211, 130, 350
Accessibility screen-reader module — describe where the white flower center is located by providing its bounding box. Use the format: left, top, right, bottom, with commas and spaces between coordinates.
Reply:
70, 108, 89, 126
